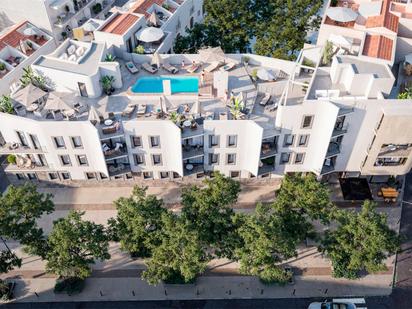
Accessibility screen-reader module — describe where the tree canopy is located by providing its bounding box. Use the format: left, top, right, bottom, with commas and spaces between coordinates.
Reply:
142, 213, 207, 285
174, 0, 322, 58
0, 184, 54, 258
45, 211, 110, 279
108, 186, 166, 258
181, 173, 241, 258
319, 201, 400, 279
0, 249, 21, 274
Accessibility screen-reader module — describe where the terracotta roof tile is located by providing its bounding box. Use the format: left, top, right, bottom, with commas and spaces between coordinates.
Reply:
101, 13, 139, 35
365, 0, 399, 33
362, 34, 393, 61
131, 0, 164, 16
0, 21, 49, 52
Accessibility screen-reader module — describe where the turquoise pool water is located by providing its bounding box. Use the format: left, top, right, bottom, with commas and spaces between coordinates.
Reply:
131, 76, 199, 94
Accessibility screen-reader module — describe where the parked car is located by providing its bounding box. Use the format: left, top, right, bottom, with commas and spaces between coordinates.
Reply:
308, 301, 356, 309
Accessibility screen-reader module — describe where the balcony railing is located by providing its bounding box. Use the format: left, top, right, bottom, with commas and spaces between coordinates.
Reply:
331, 125, 348, 138
326, 142, 340, 158
0, 143, 44, 154
107, 163, 131, 177
182, 145, 204, 159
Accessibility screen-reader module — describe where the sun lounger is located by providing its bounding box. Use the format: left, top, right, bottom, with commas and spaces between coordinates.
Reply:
163, 63, 179, 74
221, 62, 236, 71
137, 104, 147, 115
142, 63, 158, 74
205, 61, 224, 73
187, 63, 201, 73
121, 104, 136, 118
126, 62, 139, 74
259, 93, 271, 106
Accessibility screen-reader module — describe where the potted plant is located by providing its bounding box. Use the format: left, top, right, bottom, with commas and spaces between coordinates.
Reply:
104, 54, 116, 62
0, 95, 14, 114
404, 63, 412, 76
162, 3, 170, 10
7, 155, 16, 165
92, 3, 102, 15
169, 111, 181, 125
322, 40, 334, 66
100, 75, 115, 95
134, 45, 145, 54
242, 55, 250, 66
0, 62, 6, 74
250, 68, 258, 82
61, 31, 68, 40
65, 4, 70, 12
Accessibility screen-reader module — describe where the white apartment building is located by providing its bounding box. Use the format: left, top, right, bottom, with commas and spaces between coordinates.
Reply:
93, 0, 204, 54
0, 21, 55, 95
0, 0, 412, 184
0, 0, 115, 41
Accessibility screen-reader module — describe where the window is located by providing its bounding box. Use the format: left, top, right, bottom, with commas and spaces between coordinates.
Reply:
16, 131, 28, 147
149, 136, 160, 148
227, 135, 237, 147
283, 134, 295, 146
53, 136, 65, 149
61, 172, 71, 180
160, 172, 169, 179
227, 153, 236, 165
298, 135, 309, 147
152, 154, 162, 166
302, 115, 314, 129
48, 172, 59, 180
71, 136, 83, 148
280, 152, 291, 164
85, 172, 96, 180
230, 171, 240, 178
143, 171, 153, 179
209, 135, 220, 147
37, 154, 47, 167
130, 136, 142, 148
26, 173, 37, 180
16, 173, 25, 180
294, 153, 305, 164
209, 153, 219, 165
29, 134, 41, 149
133, 154, 145, 165
59, 155, 71, 166
100, 173, 108, 180
76, 155, 88, 166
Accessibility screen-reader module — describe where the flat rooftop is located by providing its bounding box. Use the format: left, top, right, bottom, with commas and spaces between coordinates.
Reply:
337, 56, 391, 78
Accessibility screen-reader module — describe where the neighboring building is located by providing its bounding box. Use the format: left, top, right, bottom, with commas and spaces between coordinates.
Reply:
1, 0, 412, 184
0, 0, 115, 41
0, 21, 55, 95
93, 0, 204, 54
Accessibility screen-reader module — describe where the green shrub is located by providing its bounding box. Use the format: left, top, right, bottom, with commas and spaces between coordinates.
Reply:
0, 62, 6, 71
134, 45, 145, 54
0, 280, 13, 301
54, 277, 85, 295
7, 155, 16, 165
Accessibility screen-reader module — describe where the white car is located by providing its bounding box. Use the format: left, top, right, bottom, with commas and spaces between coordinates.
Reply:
308, 301, 357, 309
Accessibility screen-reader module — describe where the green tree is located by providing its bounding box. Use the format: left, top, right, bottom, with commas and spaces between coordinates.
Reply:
235, 202, 313, 283
142, 213, 207, 285
108, 186, 166, 258
0, 249, 21, 274
173, 23, 224, 53
0, 184, 54, 258
275, 173, 333, 223
254, 0, 322, 60
181, 172, 241, 258
46, 211, 110, 279
319, 201, 400, 279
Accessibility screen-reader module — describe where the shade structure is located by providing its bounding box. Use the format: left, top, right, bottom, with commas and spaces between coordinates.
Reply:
160, 95, 178, 113
12, 84, 47, 107
88, 105, 100, 123
329, 33, 353, 47
198, 46, 225, 63
189, 97, 203, 115
405, 53, 412, 64
257, 68, 275, 81
45, 92, 74, 110
83, 20, 100, 32
23, 27, 38, 36
151, 52, 162, 67
19, 40, 27, 54
326, 7, 358, 22
148, 12, 161, 27
136, 27, 164, 43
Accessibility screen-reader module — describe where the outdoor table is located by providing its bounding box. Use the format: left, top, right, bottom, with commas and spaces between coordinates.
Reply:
104, 119, 114, 126
183, 120, 192, 128
186, 164, 194, 171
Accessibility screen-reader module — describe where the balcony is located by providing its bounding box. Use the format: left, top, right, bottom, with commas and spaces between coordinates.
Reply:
183, 163, 204, 176
107, 162, 131, 177
0, 143, 43, 155
378, 144, 412, 157
260, 142, 277, 159
3, 160, 49, 172
326, 142, 340, 158
258, 156, 276, 176
320, 164, 335, 175
102, 142, 128, 160
181, 124, 204, 139
331, 125, 348, 138
182, 145, 204, 160
98, 120, 125, 140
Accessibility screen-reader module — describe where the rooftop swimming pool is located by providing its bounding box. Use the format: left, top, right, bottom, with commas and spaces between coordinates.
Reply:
131, 76, 199, 94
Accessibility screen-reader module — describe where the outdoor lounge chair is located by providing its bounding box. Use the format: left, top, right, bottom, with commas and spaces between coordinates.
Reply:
121, 104, 136, 118
136, 104, 147, 115
126, 62, 139, 74
187, 62, 201, 73
221, 62, 236, 71
204, 61, 224, 73
142, 63, 158, 74
259, 93, 272, 106
163, 63, 179, 74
